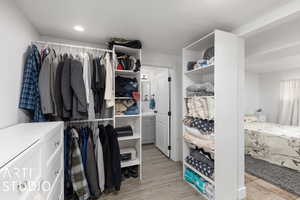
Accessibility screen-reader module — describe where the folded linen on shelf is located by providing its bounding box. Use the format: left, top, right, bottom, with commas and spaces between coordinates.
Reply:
115, 76, 138, 97
115, 126, 133, 137
184, 168, 215, 200
183, 132, 215, 152
185, 168, 197, 185
115, 99, 139, 115
186, 82, 214, 97
205, 182, 215, 200
190, 149, 214, 167
186, 96, 214, 120
186, 156, 214, 179
116, 53, 141, 72
183, 117, 214, 135
120, 148, 137, 161
185, 126, 214, 141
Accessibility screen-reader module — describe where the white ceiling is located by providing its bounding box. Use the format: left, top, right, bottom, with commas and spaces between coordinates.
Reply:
246, 13, 300, 73
15, 0, 290, 55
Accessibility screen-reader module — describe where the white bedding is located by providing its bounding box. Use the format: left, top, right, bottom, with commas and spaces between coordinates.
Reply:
245, 122, 300, 172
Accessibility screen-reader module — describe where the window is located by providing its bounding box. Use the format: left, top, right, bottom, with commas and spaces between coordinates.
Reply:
278, 79, 300, 126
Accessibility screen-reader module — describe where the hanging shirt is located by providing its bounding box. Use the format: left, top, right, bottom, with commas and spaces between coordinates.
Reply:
71, 59, 88, 120
70, 129, 90, 200
104, 53, 114, 108
93, 127, 105, 192
84, 128, 101, 198
54, 59, 65, 119
92, 57, 106, 116
19, 45, 45, 122
39, 49, 56, 114
83, 53, 90, 104
88, 53, 96, 119
51, 55, 59, 117
61, 56, 72, 119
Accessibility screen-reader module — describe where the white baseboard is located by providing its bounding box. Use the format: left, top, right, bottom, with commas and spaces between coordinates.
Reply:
238, 186, 247, 199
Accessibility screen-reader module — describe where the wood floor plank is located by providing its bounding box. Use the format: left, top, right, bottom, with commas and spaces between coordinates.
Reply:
100, 144, 298, 200
100, 144, 205, 200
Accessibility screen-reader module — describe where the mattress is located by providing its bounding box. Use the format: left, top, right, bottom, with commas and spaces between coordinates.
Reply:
245, 122, 300, 172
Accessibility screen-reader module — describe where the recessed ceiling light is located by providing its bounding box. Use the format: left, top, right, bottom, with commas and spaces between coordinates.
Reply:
73, 25, 85, 32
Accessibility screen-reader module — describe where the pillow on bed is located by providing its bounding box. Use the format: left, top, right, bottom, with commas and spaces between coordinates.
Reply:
244, 115, 258, 123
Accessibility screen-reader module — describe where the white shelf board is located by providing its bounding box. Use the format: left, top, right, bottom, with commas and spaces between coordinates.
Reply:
115, 69, 140, 76
115, 114, 140, 118
184, 161, 215, 184
185, 64, 214, 75
118, 134, 140, 141
185, 181, 209, 200
121, 159, 140, 168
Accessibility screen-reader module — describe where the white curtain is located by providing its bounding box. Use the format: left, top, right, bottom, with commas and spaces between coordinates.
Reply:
278, 79, 300, 126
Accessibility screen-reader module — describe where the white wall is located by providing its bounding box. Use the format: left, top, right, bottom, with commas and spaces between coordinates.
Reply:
0, 0, 39, 128
259, 68, 300, 123
244, 72, 260, 115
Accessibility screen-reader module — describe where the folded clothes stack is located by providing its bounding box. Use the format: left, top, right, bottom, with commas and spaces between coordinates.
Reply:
190, 149, 214, 166
115, 126, 133, 137
185, 126, 214, 141
116, 76, 139, 98
116, 52, 141, 72
186, 149, 215, 179
186, 96, 214, 120
186, 82, 214, 97
120, 147, 137, 162
183, 132, 214, 153
186, 46, 214, 72
183, 117, 214, 135
116, 99, 139, 115
184, 168, 215, 200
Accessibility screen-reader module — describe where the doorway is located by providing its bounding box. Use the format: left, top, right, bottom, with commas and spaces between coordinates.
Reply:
141, 66, 172, 158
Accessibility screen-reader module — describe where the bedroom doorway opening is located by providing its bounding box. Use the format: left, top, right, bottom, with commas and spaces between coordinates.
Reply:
244, 15, 300, 199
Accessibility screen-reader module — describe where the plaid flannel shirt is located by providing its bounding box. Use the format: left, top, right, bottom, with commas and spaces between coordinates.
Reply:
19, 45, 45, 122
71, 129, 90, 200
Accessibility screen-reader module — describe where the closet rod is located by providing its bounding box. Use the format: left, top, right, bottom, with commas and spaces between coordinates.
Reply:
32, 41, 113, 53
66, 118, 114, 124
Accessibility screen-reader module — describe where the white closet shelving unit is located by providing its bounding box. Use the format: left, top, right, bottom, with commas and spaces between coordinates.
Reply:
34, 41, 143, 181
182, 30, 245, 200
113, 45, 142, 180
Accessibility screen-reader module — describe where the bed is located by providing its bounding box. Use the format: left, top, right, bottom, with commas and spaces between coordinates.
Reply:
245, 122, 300, 172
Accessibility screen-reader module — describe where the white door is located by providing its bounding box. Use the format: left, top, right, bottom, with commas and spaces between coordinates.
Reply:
154, 69, 170, 157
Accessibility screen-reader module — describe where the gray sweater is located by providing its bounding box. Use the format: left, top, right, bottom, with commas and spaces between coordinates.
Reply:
71, 59, 88, 119
39, 50, 56, 114
61, 57, 88, 120
61, 57, 72, 118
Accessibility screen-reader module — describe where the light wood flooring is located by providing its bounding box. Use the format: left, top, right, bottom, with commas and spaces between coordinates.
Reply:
102, 145, 299, 200
245, 173, 299, 200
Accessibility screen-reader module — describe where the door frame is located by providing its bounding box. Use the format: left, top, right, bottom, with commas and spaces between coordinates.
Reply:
167, 75, 172, 158
142, 64, 176, 160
